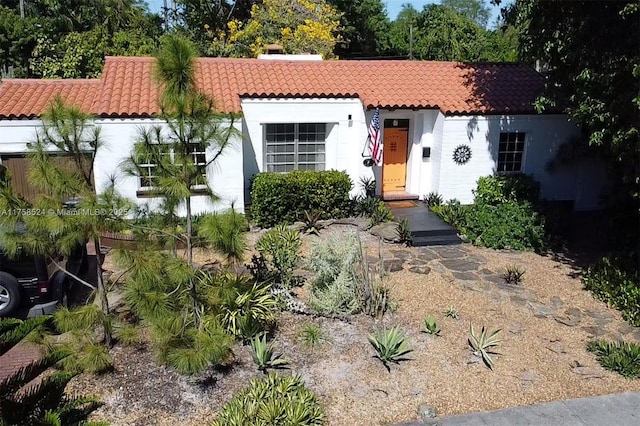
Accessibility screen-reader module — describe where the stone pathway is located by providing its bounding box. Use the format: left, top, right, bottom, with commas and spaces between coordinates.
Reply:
369, 244, 640, 343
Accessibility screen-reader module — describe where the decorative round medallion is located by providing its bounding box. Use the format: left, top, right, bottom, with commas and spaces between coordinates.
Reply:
453, 145, 472, 165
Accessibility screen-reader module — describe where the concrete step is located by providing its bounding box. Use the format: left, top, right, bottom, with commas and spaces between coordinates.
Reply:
411, 228, 459, 238
412, 235, 462, 246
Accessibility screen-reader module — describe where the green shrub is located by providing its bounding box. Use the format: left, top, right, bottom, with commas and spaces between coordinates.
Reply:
256, 224, 302, 288
468, 324, 502, 370
587, 339, 640, 379
422, 315, 441, 336
473, 174, 540, 205
197, 208, 248, 265
424, 192, 443, 207
583, 255, 640, 326
396, 219, 413, 246
251, 170, 352, 227
430, 199, 467, 229
250, 334, 288, 372
462, 200, 545, 251
369, 201, 394, 227
307, 231, 393, 317
212, 373, 324, 426
503, 265, 525, 284
353, 196, 380, 217
368, 326, 413, 371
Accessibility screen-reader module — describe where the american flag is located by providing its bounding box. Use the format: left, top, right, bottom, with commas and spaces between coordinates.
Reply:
368, 108, 382, 165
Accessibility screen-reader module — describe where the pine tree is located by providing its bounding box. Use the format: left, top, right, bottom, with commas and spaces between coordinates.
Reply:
0, 96, 131, 347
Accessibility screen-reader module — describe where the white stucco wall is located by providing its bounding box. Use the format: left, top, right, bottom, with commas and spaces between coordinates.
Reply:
0, 118, 244, 215
241, 98, 374, 199
437, 114, 604, 210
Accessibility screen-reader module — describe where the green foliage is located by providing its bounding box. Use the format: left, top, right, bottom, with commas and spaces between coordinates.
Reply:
299, 323, 327, 348
251, 170, 352, 227
430, 199, 466, 229
330, 0, 392, 58
368, 201, 394, 227
513, 1, 639, 207
503, 265, 525, 285
473, 175, 540, 206
587, 340, 640, 379
388, 3, 516, 61
424, 192, 443, 207
396, 219, 413, 247
359, 176, 377, 198
307, 231, 393, 318
205, 273, 279, 341
422, 315, 441, 336
468, 323, 502, 370
368, 326, 413, 371
444, 306, 459, 320
583, 255, 640, 326
198, 208, 249, 265
0, 319, 101, 425
256, 224, 302, 288
209, 0, 342, 59
114, 323, 141, 347
353, 196, 380, 218
302, 210, 324, 235
211, 373, 324, 426
250, 334, 288, 372
442, 0, 490, 27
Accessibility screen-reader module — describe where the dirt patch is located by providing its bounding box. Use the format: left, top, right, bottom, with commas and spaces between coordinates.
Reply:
75, 230, 640, 425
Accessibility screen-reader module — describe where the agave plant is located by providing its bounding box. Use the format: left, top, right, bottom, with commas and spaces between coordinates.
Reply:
396, 219, 413, 247
250, 334, 288, 372
303, 210, 323, 235
368, 326, 413, 371
422, 315, 441, 336
444, 306, 459, 319
587, 339, 640, 378
468, 323, 502, 370
503, 264, 525, 284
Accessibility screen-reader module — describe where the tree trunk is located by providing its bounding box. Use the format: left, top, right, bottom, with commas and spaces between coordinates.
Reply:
185, 197, 200, 326
93, 237, 112, 347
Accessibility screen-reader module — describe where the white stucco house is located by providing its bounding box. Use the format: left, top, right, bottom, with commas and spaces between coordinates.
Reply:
0, 56, 605, 214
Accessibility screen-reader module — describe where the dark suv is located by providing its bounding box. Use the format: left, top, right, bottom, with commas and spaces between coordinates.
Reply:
0, 238, 87, 317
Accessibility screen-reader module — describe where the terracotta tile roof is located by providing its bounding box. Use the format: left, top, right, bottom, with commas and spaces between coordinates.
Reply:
0, 79, 100, 119
0, 57, 545, 119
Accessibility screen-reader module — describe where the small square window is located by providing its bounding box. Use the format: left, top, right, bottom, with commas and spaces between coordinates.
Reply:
497, 132, 525, 173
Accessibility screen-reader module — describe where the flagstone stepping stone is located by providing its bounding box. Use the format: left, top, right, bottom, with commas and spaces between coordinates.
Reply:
463, 254, 487, 264
408, 265, 431, 275
617, 323, 638, 335
554, 315, 581, 327
459, 281, 483, 292
369, 222, 401, 242
510, 293, 537, 306
390, 249, 412, 260
415, 247, 439, 261
551, 296, 564, 308
564, 307, 582, 318
429, 262, 449, 275
571, 366, 604, 379
440, 258, 481, 272
382, 258, 405, 272
546, 341, 566, 354
432, 247, 467, 259
478, 268, 495, 276
408, 258, 428, 266
521, 370, 536, 383
594, 317, 612, 327
528, 301, 556, 318
483, 274, 508, 286
452, 271, 480, 281
584, 310, 613, 320
582, 325, 607, 337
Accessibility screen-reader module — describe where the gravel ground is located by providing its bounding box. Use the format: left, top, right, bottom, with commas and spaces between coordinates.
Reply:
77, 228, 640, 425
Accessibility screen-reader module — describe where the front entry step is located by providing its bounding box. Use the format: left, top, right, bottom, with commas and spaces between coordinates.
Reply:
387, 202, 462, 247
382, 191, 419, 201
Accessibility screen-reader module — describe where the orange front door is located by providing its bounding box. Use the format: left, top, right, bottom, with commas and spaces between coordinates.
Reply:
382, 127, 408, 192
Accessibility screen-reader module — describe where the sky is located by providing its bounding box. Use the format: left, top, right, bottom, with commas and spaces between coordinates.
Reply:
146, 0, 504, 25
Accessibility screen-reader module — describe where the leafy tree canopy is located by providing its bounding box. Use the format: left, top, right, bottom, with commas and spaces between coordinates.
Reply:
442, 0, 491, 28
209, 0, 342, 58
328, 0, 392, 58
511, 0, 639, 201
0, 0, 162, 78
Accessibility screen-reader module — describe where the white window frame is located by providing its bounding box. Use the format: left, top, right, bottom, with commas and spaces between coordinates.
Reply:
264, 123, 326, 172
137, 143, 208, 191
497, 132, 526, 173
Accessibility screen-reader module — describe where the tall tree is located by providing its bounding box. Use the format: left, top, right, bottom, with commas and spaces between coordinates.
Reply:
442, 0, 490, 28
0, 0, 162, 78
329, 0, 392, 58
511, 1, 639, 223
122, 35, 239, 314
0, 97, 131, 346
209, 0, 342, 58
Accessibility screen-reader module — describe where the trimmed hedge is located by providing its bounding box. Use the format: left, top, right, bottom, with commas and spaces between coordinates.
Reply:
251, 170, 352, 227
473, 174, 540, 205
